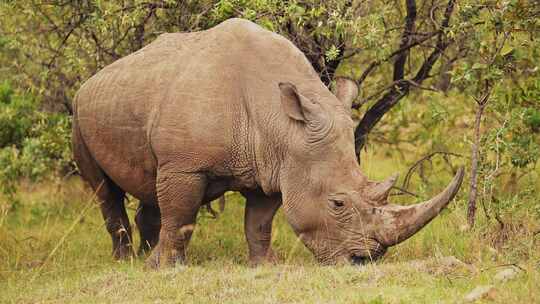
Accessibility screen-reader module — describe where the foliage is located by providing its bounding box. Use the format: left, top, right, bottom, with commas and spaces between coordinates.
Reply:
0, 82, 72, 204
488, 77, 540, 170
448, 0, 540, 221
363, 1, 539, 223
0, 1, 538, 221
0, 0, 464, 154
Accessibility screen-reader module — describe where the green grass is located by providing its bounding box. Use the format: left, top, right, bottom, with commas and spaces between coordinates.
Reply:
1, 156, 539, 303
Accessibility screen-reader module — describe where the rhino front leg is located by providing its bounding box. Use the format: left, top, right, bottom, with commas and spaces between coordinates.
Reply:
242, 190, 282, 266
146, 171, 206, 269
135, 202, 161, 255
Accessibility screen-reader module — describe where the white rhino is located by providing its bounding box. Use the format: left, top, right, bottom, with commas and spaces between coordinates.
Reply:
72, 18, 463, 267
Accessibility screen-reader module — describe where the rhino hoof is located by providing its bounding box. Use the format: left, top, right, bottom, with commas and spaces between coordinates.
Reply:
248, 249, 278, 267
144, 250, 160, 270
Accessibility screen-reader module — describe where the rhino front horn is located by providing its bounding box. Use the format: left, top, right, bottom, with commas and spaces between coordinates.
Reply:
376, 167, 465, 247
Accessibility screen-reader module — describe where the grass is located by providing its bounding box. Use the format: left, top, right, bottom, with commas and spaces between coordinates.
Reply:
1, 153, 539, 303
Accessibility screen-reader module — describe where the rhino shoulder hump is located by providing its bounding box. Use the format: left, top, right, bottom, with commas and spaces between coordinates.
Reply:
220, 18, 260, 31
218, 18, 277, 41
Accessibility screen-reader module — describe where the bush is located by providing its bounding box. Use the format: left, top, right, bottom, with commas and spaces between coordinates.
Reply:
0, 81, 72, 205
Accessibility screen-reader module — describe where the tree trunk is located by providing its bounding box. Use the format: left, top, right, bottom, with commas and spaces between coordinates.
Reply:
467, 103, 486, 228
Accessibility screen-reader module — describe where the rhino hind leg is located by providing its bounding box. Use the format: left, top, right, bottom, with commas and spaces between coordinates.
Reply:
146, 170, 206, 269
97, 181, 133, 259
72, 128, 133, 259
242, 190, 282, 266
135, 202, 161, 254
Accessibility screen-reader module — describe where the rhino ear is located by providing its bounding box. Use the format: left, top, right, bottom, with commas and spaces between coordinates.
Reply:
279, 82, 319, 122
333, 77, 358, 110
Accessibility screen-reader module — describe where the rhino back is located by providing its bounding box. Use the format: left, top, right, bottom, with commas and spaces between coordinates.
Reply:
74, 18, 327, 199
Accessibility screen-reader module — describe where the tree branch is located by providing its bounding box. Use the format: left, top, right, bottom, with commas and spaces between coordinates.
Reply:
393, 0, 417, 81
354, 0, 456, 157
354, 30, 439, 94
46, 13, 89, 68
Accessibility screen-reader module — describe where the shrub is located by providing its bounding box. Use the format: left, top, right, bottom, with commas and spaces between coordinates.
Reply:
0, 81, 72, 206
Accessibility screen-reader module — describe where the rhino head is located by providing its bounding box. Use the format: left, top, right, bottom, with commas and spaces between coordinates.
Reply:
277, 78, 464, 265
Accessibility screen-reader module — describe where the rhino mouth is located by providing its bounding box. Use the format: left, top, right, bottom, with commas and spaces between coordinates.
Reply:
350, 254, 370, 265
349, 251, 385, 265
346, 238, 387, 265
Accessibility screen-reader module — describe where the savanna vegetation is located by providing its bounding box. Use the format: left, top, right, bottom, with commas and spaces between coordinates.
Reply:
0, 1, 539, 303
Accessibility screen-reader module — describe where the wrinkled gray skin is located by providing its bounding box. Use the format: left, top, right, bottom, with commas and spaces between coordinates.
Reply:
72, 18, 464, 268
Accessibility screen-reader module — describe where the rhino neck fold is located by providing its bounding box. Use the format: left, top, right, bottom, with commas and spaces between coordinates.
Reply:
249, 125, 285, 196
231, 93, 284, 196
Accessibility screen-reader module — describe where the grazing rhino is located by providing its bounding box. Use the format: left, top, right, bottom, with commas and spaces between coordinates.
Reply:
72, 18, 464, 267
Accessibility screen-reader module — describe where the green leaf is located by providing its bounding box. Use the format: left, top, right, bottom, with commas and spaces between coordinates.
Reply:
500, 44, 514, 56
472, 63, 487, 70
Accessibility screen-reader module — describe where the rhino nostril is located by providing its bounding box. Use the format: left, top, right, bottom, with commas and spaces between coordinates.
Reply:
350, 254, 369, 265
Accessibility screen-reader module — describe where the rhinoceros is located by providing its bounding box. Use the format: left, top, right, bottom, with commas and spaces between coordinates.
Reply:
72, 18, 464, 267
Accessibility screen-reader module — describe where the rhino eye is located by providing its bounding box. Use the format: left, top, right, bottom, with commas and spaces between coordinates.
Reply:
329, 199, 345, 208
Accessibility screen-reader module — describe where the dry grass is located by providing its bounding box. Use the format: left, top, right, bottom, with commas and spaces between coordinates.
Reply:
1, 154, 539, 303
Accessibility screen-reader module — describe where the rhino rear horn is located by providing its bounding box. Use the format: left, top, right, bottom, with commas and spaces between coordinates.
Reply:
376, 167, 465, 247
368, 173, 399, 203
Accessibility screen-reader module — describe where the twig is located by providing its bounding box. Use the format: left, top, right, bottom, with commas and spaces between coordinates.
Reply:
490, 196, 505, 230
405, 79, 440, 92
403, 151, 463, 189
355, 31, 439, 89
481, 198, 491, 220
47, 14, 89, 68
481, 263, 526, 273
494, 212, 505, 230
61, 169, 79, 181
29, 182, 102, 282
390, 186, 419, 198
205, 203, 219, 219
